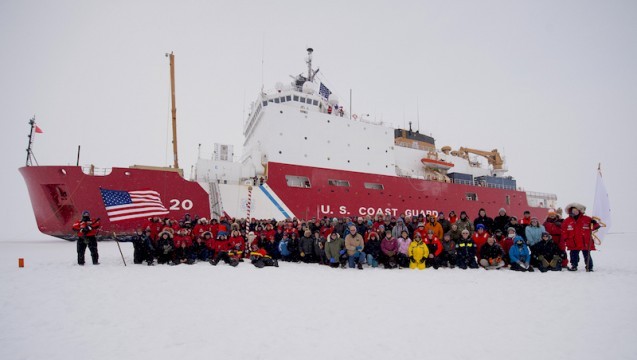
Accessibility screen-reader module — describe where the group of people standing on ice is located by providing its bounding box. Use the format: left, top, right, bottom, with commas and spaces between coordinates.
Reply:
73, 203, 601, 272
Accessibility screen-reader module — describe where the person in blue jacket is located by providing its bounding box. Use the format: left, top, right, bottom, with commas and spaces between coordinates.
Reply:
509, 236, 534, 272
278, 233, 292, 262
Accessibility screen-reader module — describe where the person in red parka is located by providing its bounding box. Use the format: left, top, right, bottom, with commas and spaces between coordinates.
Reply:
543, 209, 566, 267
209, 232, 238, 266
472, 224, 490, 260
424, 230, 443, 269
72, 210, 101, 265
562, 203, 600, 272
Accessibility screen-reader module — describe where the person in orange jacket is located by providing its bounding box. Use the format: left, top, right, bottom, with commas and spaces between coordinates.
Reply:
72, 210, 101, 265
424, 215, 444, 240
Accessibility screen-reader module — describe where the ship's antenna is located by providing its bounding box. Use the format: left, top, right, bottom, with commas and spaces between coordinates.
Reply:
261, 34, 265, 94
25, 116, 39, 166
306, 48, 313, 82
416, 98, 420, 132
165, 51, 179, 169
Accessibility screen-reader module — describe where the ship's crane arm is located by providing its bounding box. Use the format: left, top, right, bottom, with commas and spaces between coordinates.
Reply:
458, 147, 504, 170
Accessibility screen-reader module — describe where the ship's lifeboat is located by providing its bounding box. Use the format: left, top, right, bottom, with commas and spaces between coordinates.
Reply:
421, 158, 455, 170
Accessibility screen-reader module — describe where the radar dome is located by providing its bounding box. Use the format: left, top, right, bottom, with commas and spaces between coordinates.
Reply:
328, 94, 339, 106
302, 81, 316, 94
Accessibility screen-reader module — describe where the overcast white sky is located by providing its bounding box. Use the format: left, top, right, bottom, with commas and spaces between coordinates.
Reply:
1, 0, 635, 239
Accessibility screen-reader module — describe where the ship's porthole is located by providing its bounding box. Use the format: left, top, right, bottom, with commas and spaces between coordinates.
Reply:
327, 157, 330, 161
367, 147, 370, 150
279, 151, 282, 154
327, 140, 331, 144
347, 144, 350, 147
327, 120, 330, 123
279, 132, 283, 136
280, 110, 283, 114
347, 160, 350, 163
304, 137, 307, 140
304, 154, 308, 157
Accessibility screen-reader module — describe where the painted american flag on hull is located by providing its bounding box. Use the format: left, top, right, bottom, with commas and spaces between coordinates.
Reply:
100, 188, 169, 222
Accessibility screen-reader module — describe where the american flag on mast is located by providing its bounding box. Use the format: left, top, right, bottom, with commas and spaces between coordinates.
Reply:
100, 188, 169, 222
319, 82, 331, 99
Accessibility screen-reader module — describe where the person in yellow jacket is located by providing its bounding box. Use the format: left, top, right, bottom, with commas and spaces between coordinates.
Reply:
408, 233, 429, 270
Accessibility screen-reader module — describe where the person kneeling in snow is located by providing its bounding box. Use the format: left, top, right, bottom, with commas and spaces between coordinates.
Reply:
173, 231, 195, 265
533, 232, 566, 272
209, 232, 238, 267
424, 229, 443, 269
439, 233, 456, 268
345, 225, 366, 269
249, 244, 279, 268
479, 236, 505, 270
509, 236, 534, 272
324, 232, 347, 268
156, 231, 175, 265
408, 233, 429, 270
456, 229, 479, 269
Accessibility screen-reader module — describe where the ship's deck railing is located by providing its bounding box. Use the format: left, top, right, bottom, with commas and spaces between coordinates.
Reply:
526, 191, 558, 200
81, 166, 112, 176
450, 178, 516, 191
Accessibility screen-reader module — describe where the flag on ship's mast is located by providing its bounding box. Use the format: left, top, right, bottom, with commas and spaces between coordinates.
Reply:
592, 164, 611, 241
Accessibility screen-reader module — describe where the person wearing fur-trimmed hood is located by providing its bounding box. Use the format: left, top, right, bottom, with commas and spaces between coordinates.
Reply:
561, 202, 600, 272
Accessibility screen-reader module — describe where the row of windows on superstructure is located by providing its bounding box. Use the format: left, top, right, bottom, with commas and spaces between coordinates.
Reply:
262, 95, 322, 108
284, 175, 511, 204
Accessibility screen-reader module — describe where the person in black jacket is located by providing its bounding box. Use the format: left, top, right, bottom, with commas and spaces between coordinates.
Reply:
132, 228, 155, 265
478, 236, 505, 270
365, 231, 382, 268
156, 231, 175, 264
533, 232, 567, 272
493, 208, 511, 233
474, 208, 495, 233
264, 236, 281, 260
456, 229, 478, 269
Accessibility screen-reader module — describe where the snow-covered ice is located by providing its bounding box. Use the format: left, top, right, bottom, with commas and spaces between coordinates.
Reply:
1, 233, 635, 360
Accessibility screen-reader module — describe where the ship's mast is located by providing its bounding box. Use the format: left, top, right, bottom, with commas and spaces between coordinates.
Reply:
166, 52, 179, 169
25, 116, 37, 166
305, 48, 319, 82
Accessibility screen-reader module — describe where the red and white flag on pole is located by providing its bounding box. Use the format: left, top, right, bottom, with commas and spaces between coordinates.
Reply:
35, 125, 43, 133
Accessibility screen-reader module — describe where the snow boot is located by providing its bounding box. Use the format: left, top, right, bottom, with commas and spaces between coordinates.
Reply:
567, 266, 578, 271
357, 263, 363, 270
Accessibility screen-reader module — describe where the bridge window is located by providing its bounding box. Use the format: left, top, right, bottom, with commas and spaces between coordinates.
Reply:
312, 99, 319, 106
328, 179, 350, 187
364, 182, 384, 190
286, 175, 311, 188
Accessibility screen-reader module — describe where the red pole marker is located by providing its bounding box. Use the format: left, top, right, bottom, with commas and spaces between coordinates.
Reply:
18, 258, 24, 268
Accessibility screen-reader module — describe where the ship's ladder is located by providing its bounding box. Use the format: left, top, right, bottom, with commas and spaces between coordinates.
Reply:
208, 181, 224, 219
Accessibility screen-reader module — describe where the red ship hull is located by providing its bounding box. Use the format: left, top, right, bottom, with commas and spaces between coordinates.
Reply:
21, 162, 548, 240
265, 162, 544, 220
20, 166, 210, 240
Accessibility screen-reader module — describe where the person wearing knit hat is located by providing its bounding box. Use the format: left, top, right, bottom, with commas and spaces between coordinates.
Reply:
474, 208, 495, 233
299, 229, 315, 263
455, 210, 474, 235
437, 211, 451, 233
494, 208, 511, 234
456, 229, 478, 269
543, 208, 566, 268
562, 202, 601, 272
